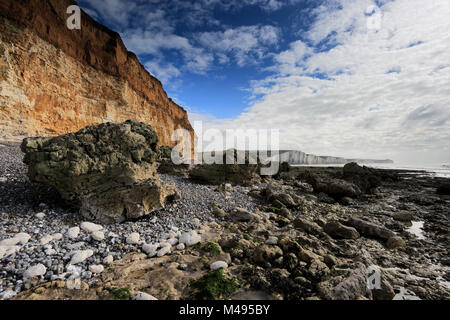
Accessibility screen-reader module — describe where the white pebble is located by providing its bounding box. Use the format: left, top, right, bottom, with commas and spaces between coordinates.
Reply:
157, 246, 171, 257
176, 243, 185, 250
67, 227, 80, 239
142, 243, 158, 256
23, 264, 47, 280
0, 290, 16, 300
35, 212, 46, 219
39, 235, 53, 245
132, 292, 158, 300
70, 249, 94, 264
191, 218, 201, 227
0, 246, 21, 260
0, 233, 31, 246
89, 265, 104, 274
126, 233, 140, 244
210, 261, 228, 271
80, 222, 103, 233
179, 230, 201, 246
91, 231, 105, 241
51, 233, 63, 241
103, 255, 114, 264
45, 248, 57, 255
168, 238, 178, 246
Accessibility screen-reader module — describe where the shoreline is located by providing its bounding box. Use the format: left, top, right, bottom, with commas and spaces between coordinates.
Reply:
1, 143, 449, 300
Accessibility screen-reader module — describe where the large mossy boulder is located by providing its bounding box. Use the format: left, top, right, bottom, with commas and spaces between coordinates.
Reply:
21, 120, 177, 224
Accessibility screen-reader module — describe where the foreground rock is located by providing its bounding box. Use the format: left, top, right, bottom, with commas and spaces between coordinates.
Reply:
21, 121, 178, 223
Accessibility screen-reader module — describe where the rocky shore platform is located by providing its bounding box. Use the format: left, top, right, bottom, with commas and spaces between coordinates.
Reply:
0, 142, 449, 300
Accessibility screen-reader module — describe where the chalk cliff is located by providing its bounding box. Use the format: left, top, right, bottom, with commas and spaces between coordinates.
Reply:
0, 0, 194, 148
278, 150, 393, 165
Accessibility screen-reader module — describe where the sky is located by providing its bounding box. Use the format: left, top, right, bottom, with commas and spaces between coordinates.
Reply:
78, 0, 450, 164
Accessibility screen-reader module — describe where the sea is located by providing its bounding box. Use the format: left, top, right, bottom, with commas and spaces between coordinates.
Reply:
291, 163, 450, 178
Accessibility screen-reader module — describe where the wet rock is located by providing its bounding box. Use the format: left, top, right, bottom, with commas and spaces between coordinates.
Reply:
386, 236, 406, 249
436, 183, 450, 195
306, 173, 361, 198
393, 211, 413, 222
343, 162, 382, 194
294, 218, 322, 235
229, 207, 259, 222
211, 203, 227, 218
330, 267, 372, 300
308, 259, 330, 279
372, 277, 395, 300
218, 183, 234, 192
324, 220, 360, 239
21, 121, 178, 224
278, 208, 293, 220
346, 217, 395, 240
252, 244, 283, 265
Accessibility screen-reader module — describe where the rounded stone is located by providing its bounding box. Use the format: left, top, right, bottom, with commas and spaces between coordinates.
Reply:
210, 261, 228, 270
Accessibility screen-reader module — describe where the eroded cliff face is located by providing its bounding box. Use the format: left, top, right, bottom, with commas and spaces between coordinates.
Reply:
0, 0, 194, 148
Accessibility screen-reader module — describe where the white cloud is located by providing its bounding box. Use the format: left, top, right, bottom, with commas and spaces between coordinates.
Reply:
194, 0, 450, 164
197, 25, 281, 66
144, 61, 181, 83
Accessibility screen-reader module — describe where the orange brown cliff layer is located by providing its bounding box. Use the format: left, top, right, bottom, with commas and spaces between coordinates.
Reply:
0, 0, 195, 149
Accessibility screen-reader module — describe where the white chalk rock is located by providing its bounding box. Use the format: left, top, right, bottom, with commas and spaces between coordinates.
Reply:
103, 255, 114, 264
70, 249, 94, 264
142, 243, 158, 256
45, 248, 57, 255
210, 261, 228, 271
89, 264, 104, 274
0, 245, 21, 259
168, 238, 178, 246
67, 227, 80, 239
126, 233, 140, 244
80, 222, 103, 233
157, 245, 171, 257
191, 218, 201, 227
133, 292, 158, 300
0, 290, 16, 300
179, 230, 201, 246
91, 231, 105, 241
176, 243, 185, 251
0, 233, 31, 246
51, 233, 63, 241
23, 264, 47, 280
35, 212, 46, 219
39, 235, 53, 245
